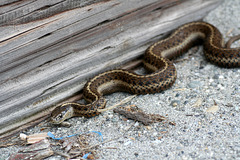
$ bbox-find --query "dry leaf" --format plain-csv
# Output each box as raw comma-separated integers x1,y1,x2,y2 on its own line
206,105,219,113
193,98,202,108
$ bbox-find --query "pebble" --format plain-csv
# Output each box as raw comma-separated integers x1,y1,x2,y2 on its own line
213,74,219,79
209,78,214,83
160,129,168,134
124,141,133,146
235,106,239,111
145,126,152,130
152,140,161,144
219,75,224,79
19,133,27,141
187,81,203,88
171,100,181,107
134,122,139,127
152,132,158,136
217,84,225,90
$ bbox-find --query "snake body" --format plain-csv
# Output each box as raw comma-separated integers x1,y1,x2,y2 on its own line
50,21,240,124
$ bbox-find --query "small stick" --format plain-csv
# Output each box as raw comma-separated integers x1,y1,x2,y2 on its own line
98,95,136,113
54,151,70,159
113,105,175,126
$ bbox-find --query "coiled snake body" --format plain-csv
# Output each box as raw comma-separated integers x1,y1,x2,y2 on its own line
51,21,240,124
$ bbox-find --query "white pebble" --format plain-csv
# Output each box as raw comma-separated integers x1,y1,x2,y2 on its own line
20,133,27,141
209,78,214,83
124,141,132,146
219,75,224,79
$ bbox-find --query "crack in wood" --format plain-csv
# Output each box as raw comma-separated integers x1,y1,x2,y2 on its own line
40,77,76,96
0,0,106,26
100,46,114,52
37,33,52,40
35,5,54,12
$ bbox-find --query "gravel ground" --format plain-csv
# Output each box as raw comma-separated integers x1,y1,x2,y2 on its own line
1,0,240,159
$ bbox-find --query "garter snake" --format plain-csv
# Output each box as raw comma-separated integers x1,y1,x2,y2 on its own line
50,21,240,124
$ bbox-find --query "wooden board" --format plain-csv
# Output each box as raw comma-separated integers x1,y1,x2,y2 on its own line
0,0,222,138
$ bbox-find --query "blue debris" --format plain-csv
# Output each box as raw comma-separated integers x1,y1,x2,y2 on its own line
47,131,77,140
48,131,103,142
91,131,103,141
83,152,91,159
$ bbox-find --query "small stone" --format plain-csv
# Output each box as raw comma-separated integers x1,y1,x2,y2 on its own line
158,136,163,140
208,132,214,136
134,122,139,127
107,114,113,118
219,75,224,79
160,129,168,134
210,82,218,87
213,74,219,79
209,78,214,83
134,153,139,157
172,102,178,107
235,106,239,111
152,132,158,136
20,133,27,141
145,126,152,130
124,141,132,146
188,81,203,88
171,100,180,107
153,140,161,144
176,146,182,150
217,84,225,90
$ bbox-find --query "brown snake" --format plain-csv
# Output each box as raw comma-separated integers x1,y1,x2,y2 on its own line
50,21,240,124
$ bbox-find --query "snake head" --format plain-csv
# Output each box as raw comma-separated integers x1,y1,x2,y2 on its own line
50,103,74,124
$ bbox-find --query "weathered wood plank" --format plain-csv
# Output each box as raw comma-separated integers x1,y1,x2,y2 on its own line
0,0,104,25
0,0,222,138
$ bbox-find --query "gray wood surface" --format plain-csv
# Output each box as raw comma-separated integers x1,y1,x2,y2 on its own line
0,0,222,138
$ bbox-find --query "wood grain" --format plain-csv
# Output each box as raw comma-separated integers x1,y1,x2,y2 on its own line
0,0,222,138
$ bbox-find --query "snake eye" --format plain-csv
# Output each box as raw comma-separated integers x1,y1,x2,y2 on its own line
56,113,63,120
50,104,73,124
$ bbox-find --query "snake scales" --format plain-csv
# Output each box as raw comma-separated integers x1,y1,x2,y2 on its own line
50,21,240,124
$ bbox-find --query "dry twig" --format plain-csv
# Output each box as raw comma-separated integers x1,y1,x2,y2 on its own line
114,105,175,126
98,95,136,113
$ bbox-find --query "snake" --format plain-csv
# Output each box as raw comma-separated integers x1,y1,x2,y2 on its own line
50,21,240,124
